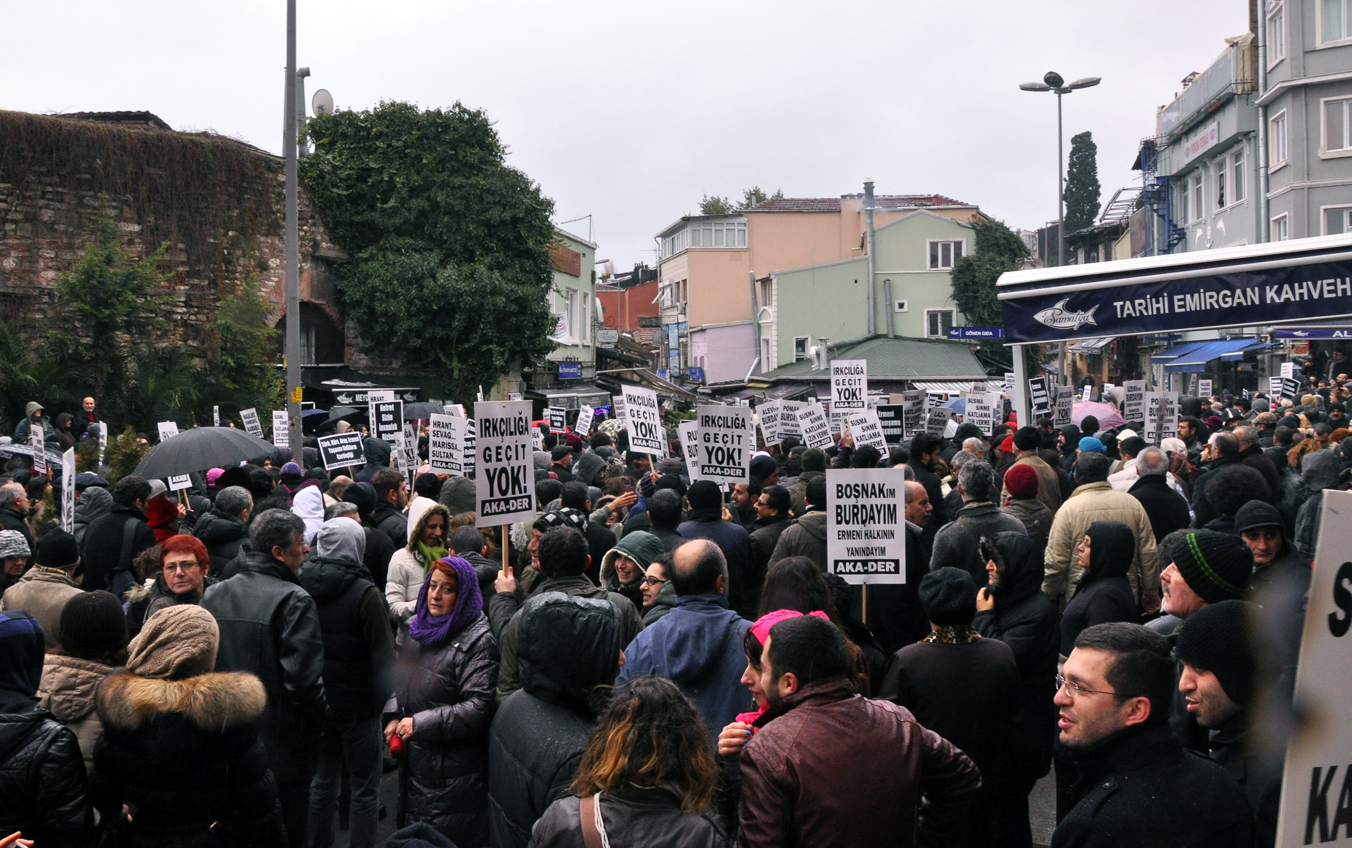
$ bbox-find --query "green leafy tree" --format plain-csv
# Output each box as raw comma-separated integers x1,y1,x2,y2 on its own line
300,102,557,401
699,194,734,215
739,186,784,210
1064,131,1101,234
950,220,1030,330
0,320,38,432
196,279,284,421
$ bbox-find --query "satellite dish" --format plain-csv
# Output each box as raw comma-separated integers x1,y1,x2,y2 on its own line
311,89,334,117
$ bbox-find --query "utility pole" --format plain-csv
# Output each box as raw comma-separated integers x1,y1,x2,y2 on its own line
284,0,302,449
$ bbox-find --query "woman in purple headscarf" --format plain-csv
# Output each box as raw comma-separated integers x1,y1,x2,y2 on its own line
385,555,499,844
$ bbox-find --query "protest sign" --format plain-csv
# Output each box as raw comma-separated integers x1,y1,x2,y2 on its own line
444,403,466,418
271,411,289,449
240,408,263,438
757,400,783,446
1276,490,1352,847
826,468,907,585
1280,362,1296,379
622,386,665,456
366,389,395,426
532,428,544,452
1081,385,1093,402
574,405,595,437
547,407,567,434
875,405,905,444
964,393,1000,436
169,475,192,492
474,401,535,526
1282,377,1302,401
779,401,804,439
1144,392,1180,445
463,419,477,474
901,390,926,439
678,420,701,475
30,431,45,477
924,406,953,436
693,405,754,483
1054,385,1074,427
60,448,75,532
401,423,417,470
372,400,403,445
612,394,627,421
796,402,834,449
1269,375,1284,399
847,409,888,451
213,405,221,427
831,360,867,412
98,423,108,467
1028,377,1053,417
157,421,179,443
1198,378,1213,399
1124,380,1146,422
1004,372,1016,393
318,431,365,471
428,414,464,475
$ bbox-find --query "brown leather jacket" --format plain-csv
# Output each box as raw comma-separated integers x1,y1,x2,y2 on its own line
736,676,981,848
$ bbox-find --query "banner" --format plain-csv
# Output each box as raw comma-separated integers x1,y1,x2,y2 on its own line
847,409,888,451
678,420,701,476
1123,380,1146,422
825,469,907,585
272,411,289,449
474,400,536,526
60,448,75,532
371,400,403,446
429,414,465,475
1054,385,1075,427
1028,377,1053,418
964,392,1000,436
318,431,365,471
875,405,905,445
574,405,595,437
547,407,567,434
240,408,263,438
796,402,834,450
621,386,665,457
693,404,755,483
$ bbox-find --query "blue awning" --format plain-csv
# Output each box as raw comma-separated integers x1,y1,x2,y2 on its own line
1153,341,1211,360
1218,340,1274,360
1163,339,1261,371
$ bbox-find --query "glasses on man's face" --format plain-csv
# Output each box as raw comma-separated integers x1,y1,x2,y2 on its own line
642,576,667,587
1056,673,1122,698
163,562,201,574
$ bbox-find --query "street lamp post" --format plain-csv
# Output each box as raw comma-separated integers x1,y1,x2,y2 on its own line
284,0,302,449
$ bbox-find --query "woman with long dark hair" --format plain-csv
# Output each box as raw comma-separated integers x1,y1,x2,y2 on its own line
386,555,499,845
529,676,728,847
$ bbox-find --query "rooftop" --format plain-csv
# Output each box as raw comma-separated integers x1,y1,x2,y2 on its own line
748,194,975,213
761,334,988,382
56,111,174,130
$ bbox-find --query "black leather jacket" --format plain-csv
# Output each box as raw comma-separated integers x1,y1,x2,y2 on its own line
0,690,98,847
202,552,328,782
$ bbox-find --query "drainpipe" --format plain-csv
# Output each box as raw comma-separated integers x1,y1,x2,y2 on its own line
748,270,761,376
883,279,895,338
1256,0,1270,242
864,179,877,336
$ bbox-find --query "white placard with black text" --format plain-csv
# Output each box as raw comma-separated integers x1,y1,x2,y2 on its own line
826,468,907,585
474,401,536,526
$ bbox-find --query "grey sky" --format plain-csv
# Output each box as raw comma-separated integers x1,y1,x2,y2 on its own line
4,0,1249,271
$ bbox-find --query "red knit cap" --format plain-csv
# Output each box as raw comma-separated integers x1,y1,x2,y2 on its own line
144,496,178,528
1004,463,1039,498
1000,434,1016,454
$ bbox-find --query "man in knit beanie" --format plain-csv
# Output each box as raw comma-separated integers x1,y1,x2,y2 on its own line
1177,600,1281,848
1002,425,1062,513
1000,463,1054,553
1160,530,1253,621
0,529,84,650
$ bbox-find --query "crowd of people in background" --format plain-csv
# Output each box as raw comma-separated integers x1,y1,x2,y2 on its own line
0,370,1328,847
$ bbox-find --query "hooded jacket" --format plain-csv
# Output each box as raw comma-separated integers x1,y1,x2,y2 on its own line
291,486,325,545
973,531,1058,786
615,593,754,740
599,530,663,612
767,509,827,570
642,578,679,625
1043,481,1160,607
1293,450,1341,562
354,437,392,484
37,653,117,773
930,500,1029,585
90,671,285,848
1058,425,1082,476
571,452,607,488
72,486,113,549
201,551,328,783
487,594,621,848
1059,521,1138,656
13,401,56,446
192,506,251,572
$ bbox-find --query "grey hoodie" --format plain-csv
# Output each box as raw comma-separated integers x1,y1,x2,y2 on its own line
313,517,368,563
73,486,114,549
572,452,607,488
1294,450,1342,562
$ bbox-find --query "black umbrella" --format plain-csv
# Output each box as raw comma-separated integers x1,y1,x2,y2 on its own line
403,402,442,421
0,442,66,470
132,427,277,479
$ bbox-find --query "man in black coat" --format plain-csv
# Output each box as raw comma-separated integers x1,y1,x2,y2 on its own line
340,483,396,591
370,469,409,549
908,433,948,550
0,482,35,555
1128,447,1192,544
747,484,792,617
1191,432,1243,528
193,485,253,572
1052,622,1252,848
559,482,615,576
79,475,156,595
678,480,752,616
203,509,328,848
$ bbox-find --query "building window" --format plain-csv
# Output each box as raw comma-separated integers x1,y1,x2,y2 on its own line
660,227,691,259
1272,213,1290,241
761,337,772,371
1189,172,1203,222
759,278,773,307
1268,2,1286,64
1215,146,1247,209
1177,177,1190,226
925,308,955,338
1323,96,1352,154
793,336,810,362
688,220,747,249
1325,206,1352,234
581,296,591,344
1322,0,1352,44
1271,111,1289,166
928,240,964,270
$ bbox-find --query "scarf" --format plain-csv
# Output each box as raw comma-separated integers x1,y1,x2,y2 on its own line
408,556,483,647
415,540,449,571
923,625,981,644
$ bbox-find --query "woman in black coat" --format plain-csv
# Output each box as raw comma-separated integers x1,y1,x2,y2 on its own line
387,555,499,846
1059,520,1137,657
90,605,285,848
974,531,1059,848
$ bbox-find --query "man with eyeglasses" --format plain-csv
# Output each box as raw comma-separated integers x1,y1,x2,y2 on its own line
639,553,676,626
1051,622,1251,848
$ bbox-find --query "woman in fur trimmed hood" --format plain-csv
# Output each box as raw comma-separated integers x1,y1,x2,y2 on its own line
89,605,287,848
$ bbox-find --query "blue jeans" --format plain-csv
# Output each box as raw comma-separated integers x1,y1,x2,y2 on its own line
307,716,382,848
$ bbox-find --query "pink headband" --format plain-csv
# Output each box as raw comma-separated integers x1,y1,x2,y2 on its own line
750,608,831,646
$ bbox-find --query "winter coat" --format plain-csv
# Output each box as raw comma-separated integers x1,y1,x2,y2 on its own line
642,579,678,625
909,460,948,552
13,405,56,447
373,501,408,550
1051,724,1252,848
678,511,753,615
1206,717,1282,848
0,507,35,561
0,568,84,651
90,671,285,848
460,549,501,601
747,514,790,615
72,486,113,549
0,689,97,848
299,555,394,719
1293,451,1341,562
80,503,156,593
529,785,729,848
1001,497,1054,556
392,614,499,846
1238,443,1282,500
853,523,933,656
1043,482,1159,607
354,438,391,484
930,501,1028,584
1059,521,1138,656
737,676,981,848
387,547,433,624
1002,451,1063,513
1191,456,1245,528
488,594,623,848
766,509,826,570
201,551,328,783
1128,473,1192,545
973,531,1058,787
37,654,116,773
785,469,824,519
192,508,251,573
615,593,754,740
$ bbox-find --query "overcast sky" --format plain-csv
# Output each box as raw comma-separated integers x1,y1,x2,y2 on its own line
5,0,1249,271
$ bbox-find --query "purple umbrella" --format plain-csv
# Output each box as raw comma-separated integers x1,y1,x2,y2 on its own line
1072,400,1124,431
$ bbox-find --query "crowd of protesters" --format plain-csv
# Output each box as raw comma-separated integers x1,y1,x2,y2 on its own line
0,372,1326,847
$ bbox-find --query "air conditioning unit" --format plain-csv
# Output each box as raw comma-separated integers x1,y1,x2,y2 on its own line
894,300,909,312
